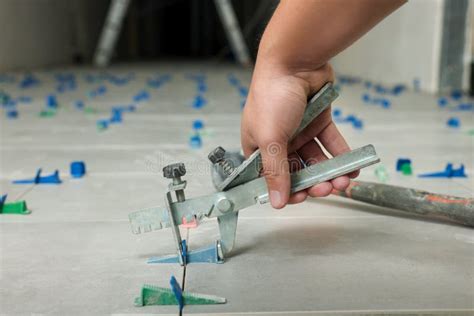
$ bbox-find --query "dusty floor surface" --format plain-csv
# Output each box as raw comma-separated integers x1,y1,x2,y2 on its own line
1,62,473,315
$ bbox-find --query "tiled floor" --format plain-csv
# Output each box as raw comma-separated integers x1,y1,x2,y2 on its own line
0,62,473,315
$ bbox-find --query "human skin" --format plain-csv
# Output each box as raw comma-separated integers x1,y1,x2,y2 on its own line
241,0,407,209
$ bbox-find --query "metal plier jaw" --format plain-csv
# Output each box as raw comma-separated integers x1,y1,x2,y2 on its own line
128,83,380,264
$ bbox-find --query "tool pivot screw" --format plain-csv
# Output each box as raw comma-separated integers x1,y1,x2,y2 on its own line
216,197,232,213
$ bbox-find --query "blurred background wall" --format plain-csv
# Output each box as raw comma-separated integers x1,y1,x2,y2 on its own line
332,0,472,94
0,0,471,94
332,0,446,93
0,0,108,70
113,0,275,61
0,0,274,70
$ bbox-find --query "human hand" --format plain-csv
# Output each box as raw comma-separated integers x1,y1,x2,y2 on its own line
241,63,359,209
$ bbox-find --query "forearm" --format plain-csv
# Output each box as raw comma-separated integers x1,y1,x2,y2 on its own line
258,0,406,72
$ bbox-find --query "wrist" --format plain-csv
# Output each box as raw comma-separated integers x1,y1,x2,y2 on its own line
253,49,334,96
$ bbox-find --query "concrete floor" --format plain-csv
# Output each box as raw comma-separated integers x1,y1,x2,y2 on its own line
0,62,473,315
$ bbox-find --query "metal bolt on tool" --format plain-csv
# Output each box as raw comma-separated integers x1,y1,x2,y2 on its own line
208,146,235,176
163,163,186,202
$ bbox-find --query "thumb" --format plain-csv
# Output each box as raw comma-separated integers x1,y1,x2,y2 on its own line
260,141,290,209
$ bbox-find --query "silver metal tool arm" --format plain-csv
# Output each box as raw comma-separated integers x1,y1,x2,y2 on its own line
174,144,378,219
129,145,379,233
